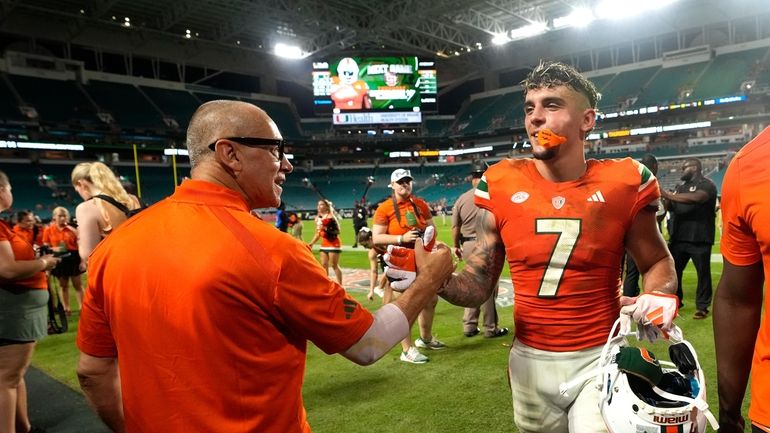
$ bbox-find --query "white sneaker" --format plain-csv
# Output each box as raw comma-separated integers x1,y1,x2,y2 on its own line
415,337,446,350
373,287,385,298
400,347,429,364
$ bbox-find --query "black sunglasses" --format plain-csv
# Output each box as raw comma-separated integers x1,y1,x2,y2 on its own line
208,137,285,161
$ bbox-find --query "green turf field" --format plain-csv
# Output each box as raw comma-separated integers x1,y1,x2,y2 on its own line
32,217,745,432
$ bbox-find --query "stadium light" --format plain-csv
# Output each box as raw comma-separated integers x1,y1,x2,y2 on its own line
491,33,511,45
508,22,549,41
274,43,305,59
595,0,678,20
553,8,595,29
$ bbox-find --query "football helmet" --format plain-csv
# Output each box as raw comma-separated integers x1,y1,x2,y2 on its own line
592,316,719,433
337,57,360,85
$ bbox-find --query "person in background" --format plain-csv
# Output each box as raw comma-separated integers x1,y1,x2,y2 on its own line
357,227,388,302
373,168,445,364
287,211,303,240
75,100,454,432
623,153,663,297
42,207,82,314
71,162,141,268
452,166,508,339
308,199,343,286
0,170,60,433
661,157,717,318
352,199,368,247
714,126,770,433
275,201,289,232
12,211,42,247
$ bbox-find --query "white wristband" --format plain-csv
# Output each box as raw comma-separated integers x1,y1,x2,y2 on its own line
397,235,403,244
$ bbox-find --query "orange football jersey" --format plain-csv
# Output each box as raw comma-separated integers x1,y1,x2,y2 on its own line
720,126,770,427
475,158,660,351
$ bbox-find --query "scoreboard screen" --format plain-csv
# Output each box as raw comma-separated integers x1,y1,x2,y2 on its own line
313,56,437,124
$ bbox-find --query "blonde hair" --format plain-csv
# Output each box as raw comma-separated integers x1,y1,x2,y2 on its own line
318,199,335,216
52,206,70,219
72,162,133,206
0,170,8,187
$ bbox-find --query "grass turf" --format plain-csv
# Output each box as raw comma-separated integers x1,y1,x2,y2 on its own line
32,217,744,432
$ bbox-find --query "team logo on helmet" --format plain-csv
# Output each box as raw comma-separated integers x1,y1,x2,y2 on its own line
558,317,719,433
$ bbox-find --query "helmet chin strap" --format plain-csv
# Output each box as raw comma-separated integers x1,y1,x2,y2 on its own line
650,383,719,430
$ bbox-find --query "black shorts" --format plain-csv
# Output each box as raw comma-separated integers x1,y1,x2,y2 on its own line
51,250,82,278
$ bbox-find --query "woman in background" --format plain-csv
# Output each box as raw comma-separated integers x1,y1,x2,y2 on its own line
71,162,141,267
308,199,343,286
42,207,82,314
0,170,60,433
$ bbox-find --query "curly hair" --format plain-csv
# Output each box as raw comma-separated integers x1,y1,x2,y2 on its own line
521,61,599,109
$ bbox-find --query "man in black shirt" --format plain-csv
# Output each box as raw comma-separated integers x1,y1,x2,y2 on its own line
662,157,718,319
623,154,664,296
351,199,368,247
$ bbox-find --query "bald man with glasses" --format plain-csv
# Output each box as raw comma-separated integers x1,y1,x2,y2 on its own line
75,100,454,433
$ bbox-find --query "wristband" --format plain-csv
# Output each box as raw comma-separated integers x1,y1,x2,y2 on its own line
40,258,47,271
397,235,403,244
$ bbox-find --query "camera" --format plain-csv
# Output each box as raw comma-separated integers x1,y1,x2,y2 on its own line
38,245,71,258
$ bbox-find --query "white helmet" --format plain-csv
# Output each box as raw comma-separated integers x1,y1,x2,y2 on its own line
559,317,719,433
337,57,360,84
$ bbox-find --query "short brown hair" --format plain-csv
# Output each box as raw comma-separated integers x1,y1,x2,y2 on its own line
521,61,599,109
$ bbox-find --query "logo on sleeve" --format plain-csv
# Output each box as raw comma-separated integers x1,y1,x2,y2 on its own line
552,196,566,209
343,299,358,319
511,191,529,204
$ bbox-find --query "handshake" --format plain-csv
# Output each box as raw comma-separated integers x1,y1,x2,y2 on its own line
383,227,453,292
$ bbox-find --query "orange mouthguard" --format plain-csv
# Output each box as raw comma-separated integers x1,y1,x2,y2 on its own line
536,129,567,148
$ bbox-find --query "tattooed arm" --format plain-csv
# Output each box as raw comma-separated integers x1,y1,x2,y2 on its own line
439,209,506,307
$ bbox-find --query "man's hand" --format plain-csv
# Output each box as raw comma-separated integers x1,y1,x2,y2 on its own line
620,292,679,342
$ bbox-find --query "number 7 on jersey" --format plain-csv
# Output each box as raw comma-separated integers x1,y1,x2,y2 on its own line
536,219,581,297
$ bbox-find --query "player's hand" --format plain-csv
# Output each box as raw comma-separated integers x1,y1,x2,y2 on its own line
367,290,374,301
620,292,679,342
383,246,416,292
383,228,438,292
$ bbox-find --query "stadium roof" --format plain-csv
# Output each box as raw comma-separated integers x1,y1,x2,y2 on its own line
2,0,770,85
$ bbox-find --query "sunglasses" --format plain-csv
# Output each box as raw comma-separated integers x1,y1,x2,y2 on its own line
208,137,285,161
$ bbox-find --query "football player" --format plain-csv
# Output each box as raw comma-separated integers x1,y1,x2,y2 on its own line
428,61,678,433
330,57,371,110
714,126,770,433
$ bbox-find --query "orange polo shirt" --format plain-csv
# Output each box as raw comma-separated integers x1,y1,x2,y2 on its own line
42,224,78,251
77,179,373,433
373,194,431,236
720,126,770,427
0,222,46,290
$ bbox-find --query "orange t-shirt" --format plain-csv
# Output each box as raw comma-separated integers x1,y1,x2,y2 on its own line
474,158,660,351
0,222,46,290
373,195,431,236
13,225,42,247
42,224,78,251
77,179,373,433
720,126,770,427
